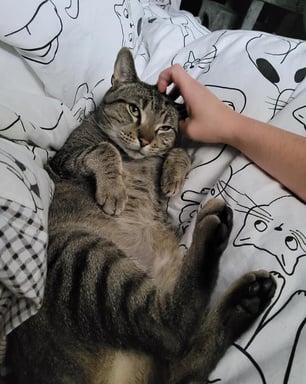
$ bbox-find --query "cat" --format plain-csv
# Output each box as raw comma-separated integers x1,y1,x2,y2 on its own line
7,47,276,384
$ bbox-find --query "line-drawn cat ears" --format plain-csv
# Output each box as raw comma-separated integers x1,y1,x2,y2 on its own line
65,0,80,19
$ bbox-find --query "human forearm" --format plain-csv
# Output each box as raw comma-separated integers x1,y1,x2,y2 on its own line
225,112,306,202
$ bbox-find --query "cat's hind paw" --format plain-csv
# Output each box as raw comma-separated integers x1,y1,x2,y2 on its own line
220,270,276,341
194,199,233,255
236,270,276,315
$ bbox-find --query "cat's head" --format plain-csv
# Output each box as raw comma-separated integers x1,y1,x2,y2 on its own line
97,47,179,159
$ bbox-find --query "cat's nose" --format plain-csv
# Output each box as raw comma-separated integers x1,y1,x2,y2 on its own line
139,137,150,147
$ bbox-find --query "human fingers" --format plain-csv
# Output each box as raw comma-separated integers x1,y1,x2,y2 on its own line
157,64,190,94
157,66,175,93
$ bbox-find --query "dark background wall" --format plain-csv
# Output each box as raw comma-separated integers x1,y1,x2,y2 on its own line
180,0,306,39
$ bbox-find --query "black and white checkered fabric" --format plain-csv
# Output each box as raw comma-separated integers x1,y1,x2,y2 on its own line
0,197,47,338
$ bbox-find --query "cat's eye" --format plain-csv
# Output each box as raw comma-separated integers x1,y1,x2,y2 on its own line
128,104,140,118
254,219,267,232
157,125,172,133
285,235,298,251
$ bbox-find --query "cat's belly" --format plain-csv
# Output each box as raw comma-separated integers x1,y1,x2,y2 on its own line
51,179,183,286
77,349,154,384
93,208,183,286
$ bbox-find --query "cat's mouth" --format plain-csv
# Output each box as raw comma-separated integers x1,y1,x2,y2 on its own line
123,145,161,160
126,149,146,159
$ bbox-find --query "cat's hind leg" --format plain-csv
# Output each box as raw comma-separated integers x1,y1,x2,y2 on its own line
163,199,233,349
170,270,276,384
185,198,233,298
211,270,276,342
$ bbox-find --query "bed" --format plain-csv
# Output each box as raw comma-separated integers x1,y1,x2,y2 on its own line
1,0,306,382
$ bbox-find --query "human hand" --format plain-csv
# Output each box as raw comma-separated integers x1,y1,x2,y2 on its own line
157,64,235,144
158,66,306,203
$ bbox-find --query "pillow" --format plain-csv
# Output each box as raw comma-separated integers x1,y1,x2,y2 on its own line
0,0,145,156
0,0,144,109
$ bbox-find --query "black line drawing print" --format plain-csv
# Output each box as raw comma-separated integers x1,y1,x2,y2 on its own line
210,268,306,383
171,31,226,74
177,187,210,234
233,194,306,276
238,289,306,384
207,160,306,276
293,105,306,131
246,34,306,118
0,148,43,213
181,49,217,72
284,313,306,383
169,144,232,238
169,12,208,47
0,112,26,133
8,139,50,162
72,79,104,123
115,0,137,49
65,0,80,19
39,109,64,131
206,85,247,113
152,0,172,10
3,1,63,65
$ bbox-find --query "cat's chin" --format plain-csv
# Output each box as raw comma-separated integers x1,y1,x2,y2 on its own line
126,150,145,160
119,146,145,159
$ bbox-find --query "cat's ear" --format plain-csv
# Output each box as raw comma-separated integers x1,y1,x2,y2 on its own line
112,47,138,87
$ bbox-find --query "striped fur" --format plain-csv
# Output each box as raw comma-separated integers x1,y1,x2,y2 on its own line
7,48,276,384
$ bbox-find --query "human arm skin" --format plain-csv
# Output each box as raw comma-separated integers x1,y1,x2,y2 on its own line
157,64,306,202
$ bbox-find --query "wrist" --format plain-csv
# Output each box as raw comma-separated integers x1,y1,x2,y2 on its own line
217,107,244,146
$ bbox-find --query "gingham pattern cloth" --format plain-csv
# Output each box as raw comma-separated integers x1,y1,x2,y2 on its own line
0,198,47,339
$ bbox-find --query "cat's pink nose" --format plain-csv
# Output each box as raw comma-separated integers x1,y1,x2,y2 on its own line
139,137,150,147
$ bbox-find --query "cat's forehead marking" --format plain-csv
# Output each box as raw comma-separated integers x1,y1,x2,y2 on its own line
141,109,149,125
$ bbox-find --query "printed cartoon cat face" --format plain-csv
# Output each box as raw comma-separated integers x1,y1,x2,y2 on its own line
234,195,306,275
246,34,306,118
115,0,135,48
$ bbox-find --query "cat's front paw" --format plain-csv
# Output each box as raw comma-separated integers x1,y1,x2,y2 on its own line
220,270,276,341
95,177,128,216
161,148,191,197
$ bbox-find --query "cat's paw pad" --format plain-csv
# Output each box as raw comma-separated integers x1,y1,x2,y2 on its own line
95,179,128,216
195,199,233,253
221,270,276,340
236,270,276,315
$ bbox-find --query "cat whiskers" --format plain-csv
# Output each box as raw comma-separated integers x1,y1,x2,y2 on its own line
265,96,288,112
292,229,306,252
265,91,294,116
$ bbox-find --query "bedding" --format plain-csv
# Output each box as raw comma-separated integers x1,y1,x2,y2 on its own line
1,0,306,382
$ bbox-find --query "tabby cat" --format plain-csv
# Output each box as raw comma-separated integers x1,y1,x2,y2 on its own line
7,48,276,384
